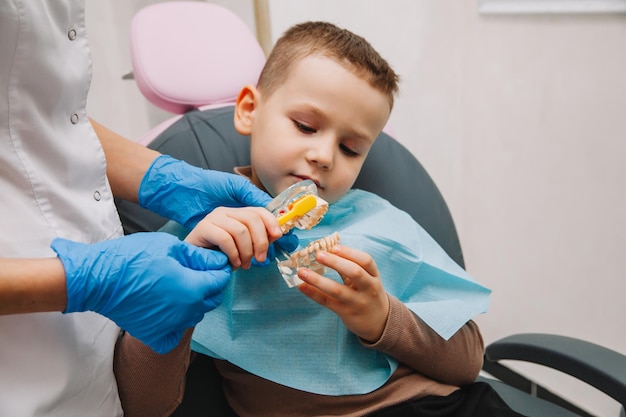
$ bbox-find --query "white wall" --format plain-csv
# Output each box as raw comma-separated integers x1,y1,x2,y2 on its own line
86,1,626,414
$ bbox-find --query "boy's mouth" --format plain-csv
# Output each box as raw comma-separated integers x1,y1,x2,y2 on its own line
292,175,322,190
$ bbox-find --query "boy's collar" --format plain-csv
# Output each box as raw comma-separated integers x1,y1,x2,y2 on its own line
233,165,252,179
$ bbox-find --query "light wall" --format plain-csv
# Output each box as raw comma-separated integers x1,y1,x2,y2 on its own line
86,1,626,414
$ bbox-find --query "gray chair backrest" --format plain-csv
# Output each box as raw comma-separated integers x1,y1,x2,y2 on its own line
115,106,465,268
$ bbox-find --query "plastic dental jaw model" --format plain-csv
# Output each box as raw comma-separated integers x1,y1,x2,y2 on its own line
266,180,339,287
267,180,328,233
277,232,341,287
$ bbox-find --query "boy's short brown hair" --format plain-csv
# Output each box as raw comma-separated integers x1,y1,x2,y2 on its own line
257,21,399,109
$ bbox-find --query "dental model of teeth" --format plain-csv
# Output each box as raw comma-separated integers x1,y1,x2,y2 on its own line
276,194,328,234
268,180,329,234
277,232,341,287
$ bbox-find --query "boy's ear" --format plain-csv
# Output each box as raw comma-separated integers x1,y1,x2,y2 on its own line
234,85,258,135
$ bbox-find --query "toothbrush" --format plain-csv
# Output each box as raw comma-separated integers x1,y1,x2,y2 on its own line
276,194,325,232
267,180,328,234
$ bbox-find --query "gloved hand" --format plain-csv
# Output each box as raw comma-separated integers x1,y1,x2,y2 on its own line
51,232,231,354
251,231,300,267
139,155,273,229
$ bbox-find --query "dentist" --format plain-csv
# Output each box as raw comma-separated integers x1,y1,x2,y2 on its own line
0,1,278,416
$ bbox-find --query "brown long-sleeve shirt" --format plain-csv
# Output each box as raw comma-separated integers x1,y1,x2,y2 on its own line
215,296,485,417
113,329,193,417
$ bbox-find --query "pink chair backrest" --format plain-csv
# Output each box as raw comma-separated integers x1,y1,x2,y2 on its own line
130,2,394,143
131,2,266,115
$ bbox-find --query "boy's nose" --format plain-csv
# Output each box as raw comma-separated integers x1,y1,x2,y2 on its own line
306,139,334,170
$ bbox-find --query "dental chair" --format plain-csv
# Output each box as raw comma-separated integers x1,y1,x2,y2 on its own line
114,2,626,416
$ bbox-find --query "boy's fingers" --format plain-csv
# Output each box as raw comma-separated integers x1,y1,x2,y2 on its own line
298,274,343,311
329,245,380,278
225,209,277,262
298,267,350,303
315,251,374,289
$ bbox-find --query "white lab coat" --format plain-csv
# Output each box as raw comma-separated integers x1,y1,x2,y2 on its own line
0,1,124,415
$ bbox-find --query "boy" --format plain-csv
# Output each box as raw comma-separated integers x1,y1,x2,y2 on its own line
177,21,524,417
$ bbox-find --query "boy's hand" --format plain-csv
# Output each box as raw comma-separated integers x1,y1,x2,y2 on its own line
184,206,295,270
297,245,390,343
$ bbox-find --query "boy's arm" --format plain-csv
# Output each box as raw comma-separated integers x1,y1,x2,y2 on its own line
113,329,193,417
362,296,484,386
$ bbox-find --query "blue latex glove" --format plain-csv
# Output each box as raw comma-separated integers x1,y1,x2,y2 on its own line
51,232,231,354
159,219,299,268
251,231,300,267
139,155,273,229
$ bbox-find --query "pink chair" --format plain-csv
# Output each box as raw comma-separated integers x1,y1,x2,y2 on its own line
130,1,266,145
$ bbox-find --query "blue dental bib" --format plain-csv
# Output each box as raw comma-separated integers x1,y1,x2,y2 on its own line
191,189,490,395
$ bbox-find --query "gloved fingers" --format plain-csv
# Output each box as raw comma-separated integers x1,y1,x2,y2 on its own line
180,266,232,300
263,241,280,265
276,231,299,253
230,176,273,208
202,267,232,294
198,169,270,209
250,231,299,268
173,239,230,271
202,290,224,311
250,256,271,267
52,231,231,355
176,314,206,333
150,328,186,355
138,156,276,229
191,312,206,327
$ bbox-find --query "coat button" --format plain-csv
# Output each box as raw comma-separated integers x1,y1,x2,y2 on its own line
93,191,101,201
70,113,79,124
68,29,77,41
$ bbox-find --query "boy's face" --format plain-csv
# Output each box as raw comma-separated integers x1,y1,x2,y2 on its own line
234,55,391,204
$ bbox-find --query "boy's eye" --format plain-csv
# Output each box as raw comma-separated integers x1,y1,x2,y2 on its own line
340,143,359,157
293,120,316,134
